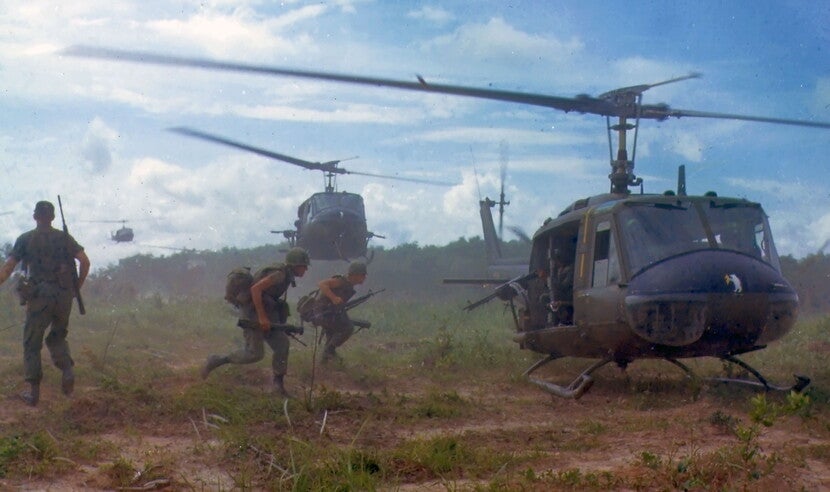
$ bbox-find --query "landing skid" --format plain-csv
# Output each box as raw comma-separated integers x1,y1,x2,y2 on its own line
523,354,810,400
668,355,811,393
523,355,612,399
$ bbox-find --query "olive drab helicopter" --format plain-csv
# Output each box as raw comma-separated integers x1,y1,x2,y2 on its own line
168,126,451,261
65,46,830,399
81,219,135,242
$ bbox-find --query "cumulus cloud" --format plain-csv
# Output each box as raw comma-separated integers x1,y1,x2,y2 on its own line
422,17,583,64
407,6,454,25
80,118,118,173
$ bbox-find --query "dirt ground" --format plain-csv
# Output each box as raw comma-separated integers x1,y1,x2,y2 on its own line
0,356,827,491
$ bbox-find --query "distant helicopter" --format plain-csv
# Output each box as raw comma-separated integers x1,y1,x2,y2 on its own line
169,126,451,261
65,46,830,399
82,219,135,242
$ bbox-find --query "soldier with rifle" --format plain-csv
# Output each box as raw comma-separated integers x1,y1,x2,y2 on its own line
309,261,375,364
201,247,310,397
0,200,90,406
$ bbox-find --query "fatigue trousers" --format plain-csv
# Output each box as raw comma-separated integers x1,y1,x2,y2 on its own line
321,313,355,357
23,284,74,384
227,304,290,376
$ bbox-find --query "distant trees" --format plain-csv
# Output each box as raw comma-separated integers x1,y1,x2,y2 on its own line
84,240,830,318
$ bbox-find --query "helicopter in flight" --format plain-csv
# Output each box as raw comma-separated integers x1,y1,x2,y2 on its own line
82,219,135,243
168,126,451,261
65,46,830,399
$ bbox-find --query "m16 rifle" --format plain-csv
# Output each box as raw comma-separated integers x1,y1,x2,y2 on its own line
236,319,306,345
236,319,304,335
57,196,85,315
301,288,385,329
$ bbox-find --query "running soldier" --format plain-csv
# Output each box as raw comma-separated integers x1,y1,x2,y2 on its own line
0,201,90,406
316,261,368,363
201,247,310,397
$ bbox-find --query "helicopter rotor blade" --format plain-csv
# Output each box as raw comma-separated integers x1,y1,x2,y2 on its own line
169,127,346,173
507,225,531,243
344,169,456,186
658,108,830,129
64,45,830,129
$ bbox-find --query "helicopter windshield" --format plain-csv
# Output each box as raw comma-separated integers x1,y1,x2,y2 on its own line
618,200,779,275
702,202,779,269
309,193,365,216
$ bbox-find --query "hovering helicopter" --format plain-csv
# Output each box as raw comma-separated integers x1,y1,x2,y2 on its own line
81,219,135,242
168,126,451,261
65,46,830,399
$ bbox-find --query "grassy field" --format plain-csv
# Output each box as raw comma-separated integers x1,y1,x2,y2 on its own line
0,291,828,490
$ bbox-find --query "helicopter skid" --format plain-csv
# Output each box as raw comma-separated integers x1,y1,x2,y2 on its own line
667,356,810,393
523,355,612,400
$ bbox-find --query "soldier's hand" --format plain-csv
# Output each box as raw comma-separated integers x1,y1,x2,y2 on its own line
258,315,271,332
331,296,343,305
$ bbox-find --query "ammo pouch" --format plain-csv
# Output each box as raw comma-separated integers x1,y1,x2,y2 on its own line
15,277,34,305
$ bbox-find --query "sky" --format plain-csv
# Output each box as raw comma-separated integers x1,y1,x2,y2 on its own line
1,0,829,270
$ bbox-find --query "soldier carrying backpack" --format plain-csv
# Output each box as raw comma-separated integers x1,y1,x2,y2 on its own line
201,247,311,397
311,261,370,364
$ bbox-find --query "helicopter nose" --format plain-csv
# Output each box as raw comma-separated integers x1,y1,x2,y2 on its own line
624,250,798,348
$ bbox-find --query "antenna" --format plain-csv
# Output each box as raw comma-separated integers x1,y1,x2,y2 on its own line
498,141,510,239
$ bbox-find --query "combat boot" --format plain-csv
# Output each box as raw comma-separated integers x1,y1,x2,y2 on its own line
20,383,39,407
273,374,291,398
61,366,75,396
201,355,229,379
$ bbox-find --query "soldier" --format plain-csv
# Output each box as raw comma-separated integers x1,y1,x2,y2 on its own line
201,247,310,397
0,201,90,406
316,261,368,364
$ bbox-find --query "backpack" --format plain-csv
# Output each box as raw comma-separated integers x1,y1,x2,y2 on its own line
224,267,253,307
297,289,320,322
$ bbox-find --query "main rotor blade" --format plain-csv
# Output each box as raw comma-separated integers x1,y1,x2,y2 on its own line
660,108,830,129
169,127,343,173
344,169,456,186
65,45,830,129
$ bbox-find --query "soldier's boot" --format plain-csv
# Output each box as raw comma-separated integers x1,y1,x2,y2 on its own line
61,366,75,396
20,383,39,407
201,355,229,380
273,373,291,398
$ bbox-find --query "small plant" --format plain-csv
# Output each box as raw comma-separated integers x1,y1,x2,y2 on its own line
639,450,662,469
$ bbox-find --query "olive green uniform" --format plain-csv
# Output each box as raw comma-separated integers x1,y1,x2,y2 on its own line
317,275,356,360
10,227,83,385
227,265,294,376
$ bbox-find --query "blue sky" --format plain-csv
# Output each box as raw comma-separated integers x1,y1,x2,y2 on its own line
1,0,829,269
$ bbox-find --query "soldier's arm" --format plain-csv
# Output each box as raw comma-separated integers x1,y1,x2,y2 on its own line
318,277,343,305
0,256,19,286
75,250,90,288
250,271,285,332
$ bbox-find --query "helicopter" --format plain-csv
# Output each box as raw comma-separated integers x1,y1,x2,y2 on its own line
81,219,135,242
168,126,452,261
64,46,830,399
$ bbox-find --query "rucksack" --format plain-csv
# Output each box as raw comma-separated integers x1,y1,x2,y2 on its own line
297,289,320,322
224,267,253,307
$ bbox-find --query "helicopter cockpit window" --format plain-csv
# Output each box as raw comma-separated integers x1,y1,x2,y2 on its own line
618,202,709,275
703,203,779,269
310,193,366,215
592,221,620,287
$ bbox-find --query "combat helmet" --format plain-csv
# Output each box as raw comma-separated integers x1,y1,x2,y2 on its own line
285,247,311,267
347,261,367,276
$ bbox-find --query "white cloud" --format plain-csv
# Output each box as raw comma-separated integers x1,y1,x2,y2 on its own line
80,118,119,173
407,6,454,25
422,17,583,64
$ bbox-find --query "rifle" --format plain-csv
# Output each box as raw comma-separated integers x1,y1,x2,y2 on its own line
463,271,537,312
57,196,85,315
305,288,385,325
236,319,304,335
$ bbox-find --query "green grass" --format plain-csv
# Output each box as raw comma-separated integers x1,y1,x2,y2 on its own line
0,293,827,489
